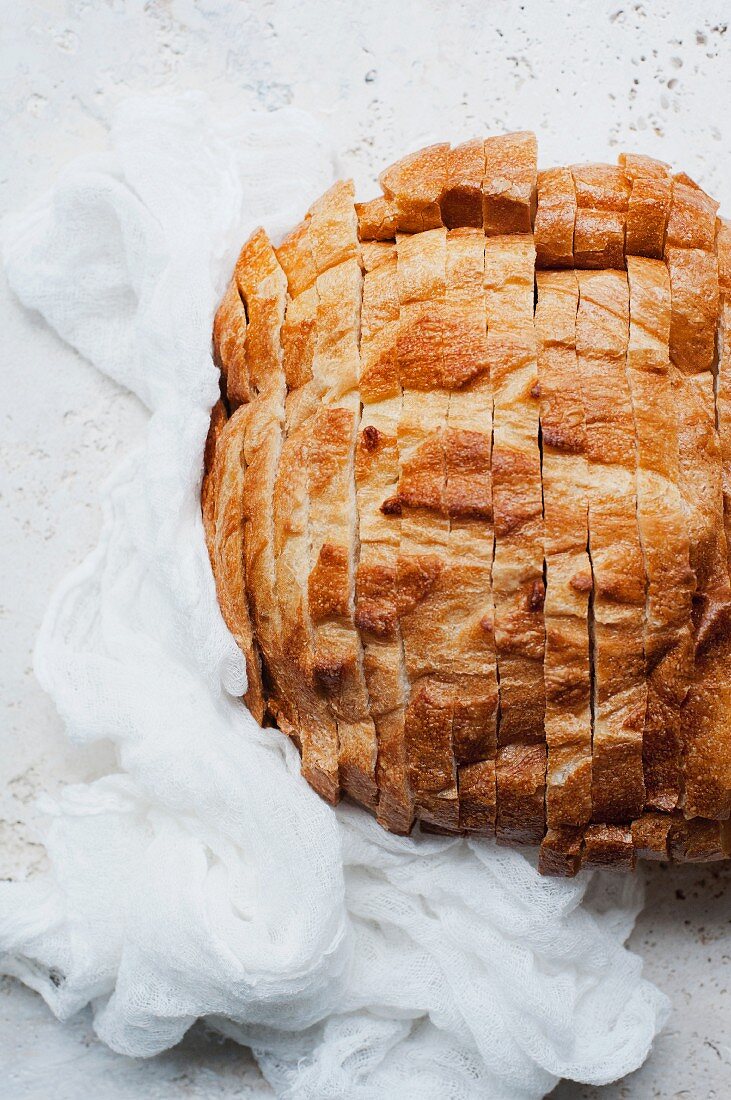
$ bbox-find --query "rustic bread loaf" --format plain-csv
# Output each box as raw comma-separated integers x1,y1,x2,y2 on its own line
204,133,731,873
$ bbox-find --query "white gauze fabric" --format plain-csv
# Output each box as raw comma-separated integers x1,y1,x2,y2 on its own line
0,93,669,1100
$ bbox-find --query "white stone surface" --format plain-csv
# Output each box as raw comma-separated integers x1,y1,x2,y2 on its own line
1,1,729,1096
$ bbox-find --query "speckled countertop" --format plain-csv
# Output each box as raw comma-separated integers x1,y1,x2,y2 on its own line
1,2,730,1097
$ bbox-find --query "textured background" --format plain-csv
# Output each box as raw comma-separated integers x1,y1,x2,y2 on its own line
1,2,730,1096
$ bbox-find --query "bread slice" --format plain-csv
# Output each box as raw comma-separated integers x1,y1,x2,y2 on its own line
538,827,584,876
582,824,635,871
667,815,728,862
395,227,459,829
571,165,631,270
203,402,265,724
360,240,396,273
379,144,449,233
666,248,719,379
716,221,731,553
235,229,290,750
202,399,228,534
309,180,362,274
482,131,537,236
441,140,485,229
619,153,671,259
625,257,694,812
273,233,339,799
678,633,731,821
276,216,317,298
680,223,731,821
355,196,398,242
485,233,546,845
672,368,729,646
213,266,250,407
305,183,379,809
355,244,413,831
444,228,499,833
631,812,673,860
535,270,592,828
576,270,646,823
665,173,718,252
534,167,577,269
664,182,731,818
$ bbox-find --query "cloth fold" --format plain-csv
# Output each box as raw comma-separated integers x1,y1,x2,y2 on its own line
0,93,669,1099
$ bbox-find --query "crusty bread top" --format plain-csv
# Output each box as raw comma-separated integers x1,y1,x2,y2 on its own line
205,134,731,874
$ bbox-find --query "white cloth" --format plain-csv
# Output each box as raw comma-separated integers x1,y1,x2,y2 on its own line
0,93,669,1099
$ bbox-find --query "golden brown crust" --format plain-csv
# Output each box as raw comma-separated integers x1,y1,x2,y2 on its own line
280,286,317,391
203,400,228,492
576,270,646,823
361,240,396,273
631,813,671,860
276,217,316,299
666,191,731,822
665,175,718,252
536,270,592,828
204,404,265,724
619,153,671,259
538,827,583,876
305,183,378,808
356,250,413,830
445,228,499,833
213,274,250,407
273,413,340,803
681,626,731,820
379,144,449,233
395,227,458,830
666,247,719,377
206,139,731,872
571,165,631,270
309,180,361,274
625,257,693,812
486,233,546,844
235,229,289,741
482,132,537,236
356,196,398,242
441,140,485,229
667,815,727,862
534,167,577,269
582,824,635,871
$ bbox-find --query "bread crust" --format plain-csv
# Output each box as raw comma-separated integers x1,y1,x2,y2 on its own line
485,232,546,845
625,257,693,812
538,827,583,876
203,403,265,724
306,183,379,808
379,144,449,233
535,167,577,269
205,138,731,872
213,273,250,407
665,188,731,821
571,165,631,270
356,196,398,243
235,228,289,739
482,131,537,236
395,227,459,829
582,824,635,871
536,270,592,828
619,153,671,259
356,247,413,830
576,270,646,823
441,140,485,230
445,228,499,833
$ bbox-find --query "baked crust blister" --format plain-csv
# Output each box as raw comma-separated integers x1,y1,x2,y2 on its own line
205,134,731,873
